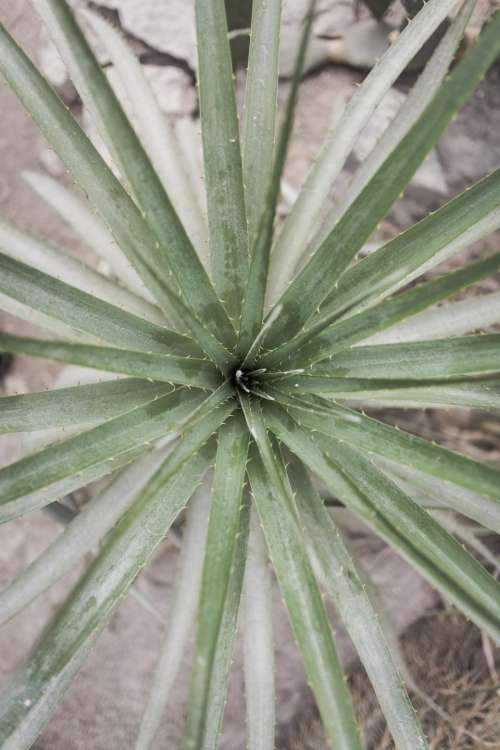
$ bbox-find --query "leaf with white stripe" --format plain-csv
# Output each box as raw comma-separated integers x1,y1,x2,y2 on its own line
243,0,282,244
272,391,500,508
325,335,500,380
238,1,315,359
319,177,500,326
279,375,500,412
370,290,500,345
265,405,500,641
201,493,250,749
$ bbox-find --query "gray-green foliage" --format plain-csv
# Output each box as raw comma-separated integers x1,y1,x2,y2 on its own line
0,1,499,747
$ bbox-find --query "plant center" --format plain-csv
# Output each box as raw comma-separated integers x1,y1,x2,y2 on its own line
231,365,267,395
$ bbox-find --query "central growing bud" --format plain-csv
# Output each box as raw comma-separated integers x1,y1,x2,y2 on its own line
233,367,252,394
231,366,267,395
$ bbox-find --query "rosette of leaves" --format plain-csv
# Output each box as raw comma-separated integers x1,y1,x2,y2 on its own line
0,1,500,748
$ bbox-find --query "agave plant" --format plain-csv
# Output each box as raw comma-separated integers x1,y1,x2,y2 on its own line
1,0,500,747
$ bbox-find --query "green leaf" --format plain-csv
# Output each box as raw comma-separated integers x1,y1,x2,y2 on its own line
242,509,275,750
136,476,211,750
184,413,249,749
36,0,234,349
0,292,94,343
0,378,173,434
0,385,234,522
271,391,500,506
238,1,315,359
242,0,282,245
265,405,500,642
1,443,147,520
432,511,500,576
322,442,500,641
246,441,363,750
260,248,500,368
0,210,161,323
285,451,427,750
319,170,500,326
314,0,475,249
0,23,167,314
0,440,216,750
0,334,221,389
278,376,500,411
378,457,500,535
0,253,202,356
196,0,249,322
267,0,462,304
201,493,250,749
0,22,232,369
370,290,500,345
0,443,173,626
320,334,500,380
81,9,209,261
262,12,500,348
